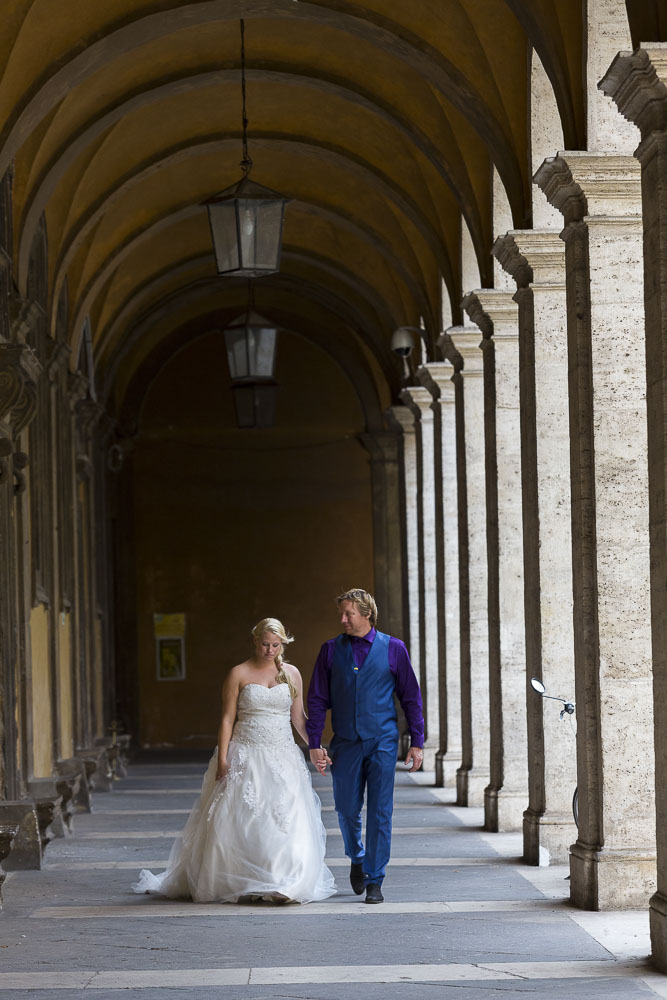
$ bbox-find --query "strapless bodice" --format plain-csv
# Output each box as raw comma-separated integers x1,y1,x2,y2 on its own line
232,682,294,749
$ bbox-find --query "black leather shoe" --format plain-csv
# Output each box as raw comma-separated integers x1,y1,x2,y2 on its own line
365,883,384,904
350,862,365,895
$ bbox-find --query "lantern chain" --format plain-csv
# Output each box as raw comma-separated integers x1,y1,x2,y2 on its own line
240,19,252,177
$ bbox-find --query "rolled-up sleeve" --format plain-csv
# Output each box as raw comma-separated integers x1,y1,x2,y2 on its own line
390,638,424,748
306,641,333,749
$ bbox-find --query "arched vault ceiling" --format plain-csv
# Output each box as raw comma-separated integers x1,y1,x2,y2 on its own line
2,0,588,398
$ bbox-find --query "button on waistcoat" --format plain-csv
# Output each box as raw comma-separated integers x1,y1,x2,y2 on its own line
330,631,397,740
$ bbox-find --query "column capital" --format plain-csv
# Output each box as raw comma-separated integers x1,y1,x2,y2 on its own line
534,151,641,223
462,290,518,342
400,385,435,421
417,361,455,403
438,330,463,372
447,327,484,376
600,45,667,141
495,231,565,289
386,403,416,436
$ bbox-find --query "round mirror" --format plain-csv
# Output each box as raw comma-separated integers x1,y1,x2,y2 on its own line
530,677,546,695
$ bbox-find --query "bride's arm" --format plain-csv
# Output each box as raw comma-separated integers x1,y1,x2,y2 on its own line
287,665,309,746
216,667,241,780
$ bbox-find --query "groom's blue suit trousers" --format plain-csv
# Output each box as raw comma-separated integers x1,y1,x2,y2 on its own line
330,732,398,885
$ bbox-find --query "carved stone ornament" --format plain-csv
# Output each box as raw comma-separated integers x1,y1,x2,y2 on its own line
0,431,11,485
0,343,40,424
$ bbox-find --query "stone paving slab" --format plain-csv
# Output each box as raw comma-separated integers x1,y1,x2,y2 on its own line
0,982,659,1000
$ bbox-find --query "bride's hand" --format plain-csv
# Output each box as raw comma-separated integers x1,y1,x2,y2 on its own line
216,760,229,781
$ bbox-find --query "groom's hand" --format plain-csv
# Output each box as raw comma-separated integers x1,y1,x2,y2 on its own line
309,747,332,774
405,746,424,772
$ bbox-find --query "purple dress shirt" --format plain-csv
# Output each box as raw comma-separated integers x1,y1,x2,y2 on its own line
306,628,424,749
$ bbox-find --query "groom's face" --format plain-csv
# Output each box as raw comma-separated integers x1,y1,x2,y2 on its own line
339,600,372,637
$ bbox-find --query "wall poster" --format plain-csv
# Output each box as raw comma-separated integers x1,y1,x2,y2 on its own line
153,613,186,681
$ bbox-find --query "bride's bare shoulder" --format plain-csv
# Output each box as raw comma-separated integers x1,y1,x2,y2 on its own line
224,661,252,687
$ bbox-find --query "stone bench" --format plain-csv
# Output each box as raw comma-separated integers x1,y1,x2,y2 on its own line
0,824,19,905
0,802,41,870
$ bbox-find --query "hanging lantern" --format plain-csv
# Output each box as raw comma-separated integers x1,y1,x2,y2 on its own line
206,177,290,278
224,304,279,429
205,19,291,278
224,309,277,380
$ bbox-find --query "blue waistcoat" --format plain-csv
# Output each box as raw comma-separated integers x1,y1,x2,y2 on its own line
330,630,398,741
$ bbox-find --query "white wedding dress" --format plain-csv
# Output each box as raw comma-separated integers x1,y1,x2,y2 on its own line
132,682,336,903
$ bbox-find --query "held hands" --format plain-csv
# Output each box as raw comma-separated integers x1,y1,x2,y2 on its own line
309,747,332,775
216,759,229,781
405,746,423,773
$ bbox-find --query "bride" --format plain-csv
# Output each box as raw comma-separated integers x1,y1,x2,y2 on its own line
133,618,336,903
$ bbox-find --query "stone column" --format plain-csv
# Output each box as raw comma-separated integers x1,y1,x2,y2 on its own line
388,405,420,690
444,328,490,807
463,291,527,832
360,428,406,641
400,386,440,770
535,152,655,909
601,42,667,961
420,361,462,787
494,231,577,864
0,343,41,798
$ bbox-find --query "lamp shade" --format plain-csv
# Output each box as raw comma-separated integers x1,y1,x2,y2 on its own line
224,309,277,380
205,176,291,278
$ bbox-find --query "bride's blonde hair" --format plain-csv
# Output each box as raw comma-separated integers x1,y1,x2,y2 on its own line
251,618,297,699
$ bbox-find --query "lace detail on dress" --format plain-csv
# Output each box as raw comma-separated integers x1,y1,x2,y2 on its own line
243,780,261,816
232,683,295,749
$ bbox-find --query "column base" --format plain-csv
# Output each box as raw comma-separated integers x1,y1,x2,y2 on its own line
484,785,526,833
421,742,439,772
456,765,490,808
570,840,656,910
523,808,577,865
435,749,462,788
650,890,667,972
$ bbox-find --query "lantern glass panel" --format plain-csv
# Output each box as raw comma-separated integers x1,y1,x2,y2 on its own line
207,202,240,274
237,199,285,275
224,314,277,380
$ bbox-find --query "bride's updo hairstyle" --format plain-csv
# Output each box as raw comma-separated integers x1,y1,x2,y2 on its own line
251,618,297,699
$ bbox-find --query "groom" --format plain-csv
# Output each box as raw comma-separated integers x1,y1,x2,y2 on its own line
307,588,424,904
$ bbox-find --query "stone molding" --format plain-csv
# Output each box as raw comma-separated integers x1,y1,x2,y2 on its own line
494,231,566,289
417,361,455,404
400,385,437,421
387,403,416,436
437,331,463,371
462,290,518,342
492,235,534,288
600,45,667,140
447,328,483,376
534,151,641,222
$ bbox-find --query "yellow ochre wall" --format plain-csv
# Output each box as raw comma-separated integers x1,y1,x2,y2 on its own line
57,611,74,759
30,604,53,777
132,329,375,748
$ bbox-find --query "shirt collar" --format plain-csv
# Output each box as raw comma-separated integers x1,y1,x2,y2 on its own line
350,627,375,644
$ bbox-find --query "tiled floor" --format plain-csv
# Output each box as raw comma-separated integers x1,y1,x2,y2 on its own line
0,754,663,998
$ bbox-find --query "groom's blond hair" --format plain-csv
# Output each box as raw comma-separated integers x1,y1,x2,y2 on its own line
336,589,378,627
